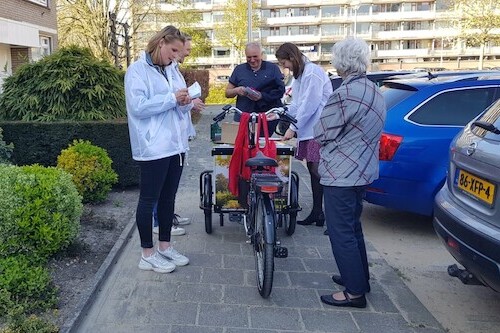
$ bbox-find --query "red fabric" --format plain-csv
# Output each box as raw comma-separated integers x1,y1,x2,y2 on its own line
228,113,252,195
228,113,277,196
256,113,277,163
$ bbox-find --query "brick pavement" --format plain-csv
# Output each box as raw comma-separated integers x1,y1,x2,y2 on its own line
69,105,445,333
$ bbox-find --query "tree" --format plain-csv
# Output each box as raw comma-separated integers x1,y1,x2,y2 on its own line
453,0,500,69
57,0,156,65
152,0,211,64
213,0,259,66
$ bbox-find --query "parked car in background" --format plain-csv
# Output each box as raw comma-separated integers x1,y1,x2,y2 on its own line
434,98,500,291
364,72,500,216
330,70,413,90
387,70,500,81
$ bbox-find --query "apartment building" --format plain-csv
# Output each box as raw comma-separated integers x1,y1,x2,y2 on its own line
140,0,500,79
0,0,57,76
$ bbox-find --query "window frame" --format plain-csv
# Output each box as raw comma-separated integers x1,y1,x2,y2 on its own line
405,86,500,127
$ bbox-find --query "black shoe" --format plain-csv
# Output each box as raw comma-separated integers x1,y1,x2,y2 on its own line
331,274,344,286
331,274,371,293
321,291,366,308
297,212,325,226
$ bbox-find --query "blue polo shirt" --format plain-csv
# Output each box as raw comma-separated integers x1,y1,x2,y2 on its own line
229,60,285,118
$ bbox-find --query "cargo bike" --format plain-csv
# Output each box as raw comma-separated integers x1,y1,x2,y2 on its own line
199,105,301,298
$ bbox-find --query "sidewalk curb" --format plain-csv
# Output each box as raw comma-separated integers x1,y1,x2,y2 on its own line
60,215,137,333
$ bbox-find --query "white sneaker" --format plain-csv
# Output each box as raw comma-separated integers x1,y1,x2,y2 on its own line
138,252,176,273
174,214,191,226
171,225,185,236
158,246,189,266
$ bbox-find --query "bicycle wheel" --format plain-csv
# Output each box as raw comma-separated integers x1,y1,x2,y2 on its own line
203,173,213,234
253,192,275,298
285,171,299,236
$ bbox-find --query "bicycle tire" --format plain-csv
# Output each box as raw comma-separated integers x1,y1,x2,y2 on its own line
253,192,275,298
285,172,299,236
203,173,213,234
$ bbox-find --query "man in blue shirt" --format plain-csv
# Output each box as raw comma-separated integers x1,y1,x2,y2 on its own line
225,42,285,134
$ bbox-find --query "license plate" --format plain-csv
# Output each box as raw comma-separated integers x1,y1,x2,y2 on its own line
455,169,496,206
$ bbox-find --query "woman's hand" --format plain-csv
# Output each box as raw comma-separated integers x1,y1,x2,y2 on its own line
175,88,191,105
192,98,205,112
282,128,296,141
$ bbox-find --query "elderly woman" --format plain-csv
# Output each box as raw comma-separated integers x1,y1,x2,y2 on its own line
314,37,386,308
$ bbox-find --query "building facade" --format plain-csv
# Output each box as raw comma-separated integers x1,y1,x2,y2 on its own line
138,0,500,80
0,0,57,76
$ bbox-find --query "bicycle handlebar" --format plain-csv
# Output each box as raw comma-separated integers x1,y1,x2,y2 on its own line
213,105,298,124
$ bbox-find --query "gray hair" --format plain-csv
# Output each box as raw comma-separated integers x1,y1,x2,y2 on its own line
331,37,370,76
246,42,262,52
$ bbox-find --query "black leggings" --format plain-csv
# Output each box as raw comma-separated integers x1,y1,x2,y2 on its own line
136,154,184,248
307,161,323,216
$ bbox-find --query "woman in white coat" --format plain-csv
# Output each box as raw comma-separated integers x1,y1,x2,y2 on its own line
125,25,192,273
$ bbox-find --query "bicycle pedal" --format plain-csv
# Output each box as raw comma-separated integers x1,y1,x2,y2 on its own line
274,246,288,258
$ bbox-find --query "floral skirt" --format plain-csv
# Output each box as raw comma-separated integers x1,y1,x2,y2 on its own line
295,139,321,163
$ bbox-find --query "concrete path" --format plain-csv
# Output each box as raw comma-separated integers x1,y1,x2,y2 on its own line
71,105,445,333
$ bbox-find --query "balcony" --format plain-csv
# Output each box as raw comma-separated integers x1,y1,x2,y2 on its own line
373,49,430,59
264,15,321,26
372,30,437,40
261,0,320,7
369,11,436,22
264,34,321,44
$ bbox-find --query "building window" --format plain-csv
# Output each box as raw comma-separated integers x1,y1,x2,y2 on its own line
403,21,421,30
31,36,52,61
214,49,229,57
293,7,318,16
402,40,421,49
357,4,370,15
213,11,224,22
271,8,287,17
270,27,280,36
378,22,400,31
299,26,311,35
321,43,334,54
322,5,341,17
373,3,400,13
322,24,343,36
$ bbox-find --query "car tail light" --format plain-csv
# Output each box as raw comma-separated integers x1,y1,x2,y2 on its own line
379,133,403,161
447,237,460,252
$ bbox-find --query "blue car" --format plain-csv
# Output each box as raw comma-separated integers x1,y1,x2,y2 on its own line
365,73,500,216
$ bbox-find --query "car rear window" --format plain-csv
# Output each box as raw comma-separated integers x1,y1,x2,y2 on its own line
473,98,500,142
380,85,415,110
408,87,497,126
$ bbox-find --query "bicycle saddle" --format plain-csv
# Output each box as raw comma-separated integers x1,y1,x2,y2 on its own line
245,151,278,167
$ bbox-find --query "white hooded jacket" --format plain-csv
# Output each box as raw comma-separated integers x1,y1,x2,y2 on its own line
125,52,192,161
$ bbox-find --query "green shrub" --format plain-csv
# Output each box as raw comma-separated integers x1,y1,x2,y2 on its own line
0,288,17,320
0,255,57,317
0,45,125,121
0,164,82,260
57,139,118,203
205,83,235,105
1,314,58,333
0,127,14,164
